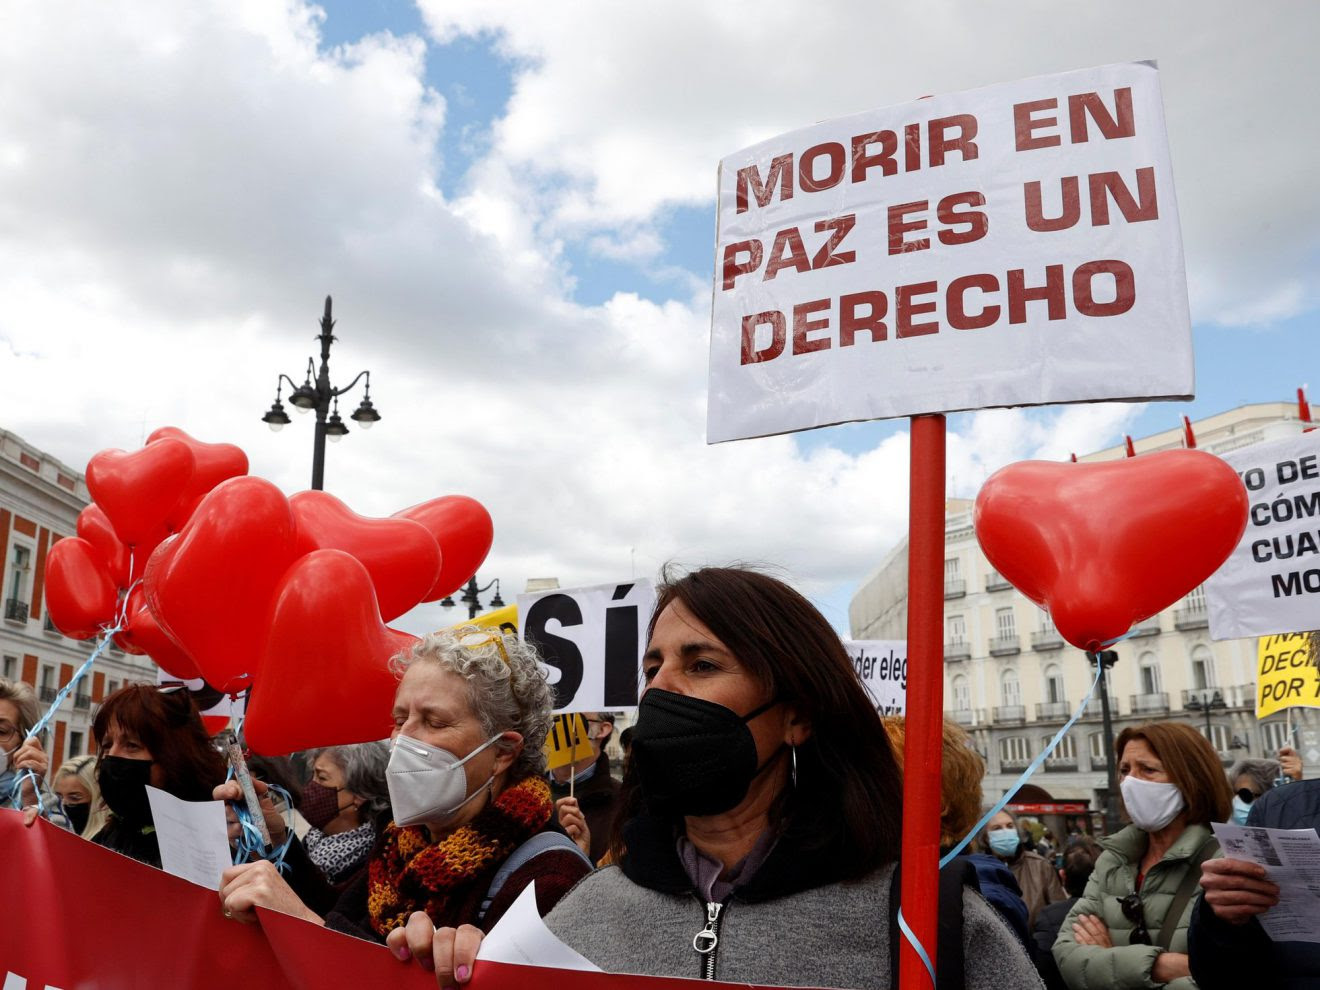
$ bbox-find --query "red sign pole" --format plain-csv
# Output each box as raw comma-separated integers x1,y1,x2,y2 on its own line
898,413,946,990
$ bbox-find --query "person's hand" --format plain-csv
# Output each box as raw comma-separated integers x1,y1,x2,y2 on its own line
385,913,483,985
12,736,49,783
1071,914,1113,947
218,860,322,926
1278,745,1302,782
1152,952,1190,982
1200,857,1280,923
21,806,40,828
555,796,591,856
213,779,288,848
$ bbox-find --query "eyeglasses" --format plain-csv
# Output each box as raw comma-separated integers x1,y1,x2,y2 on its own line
1118,892,1151,945
455,631,511,667
1236,787,1259,804
0,721,20,741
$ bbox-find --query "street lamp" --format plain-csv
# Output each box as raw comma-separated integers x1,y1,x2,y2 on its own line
1185,688,1228,746
260,296,381,490
1086,649,1121,835
440,576,506,620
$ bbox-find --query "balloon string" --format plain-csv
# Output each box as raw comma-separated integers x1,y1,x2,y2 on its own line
226,768,294,876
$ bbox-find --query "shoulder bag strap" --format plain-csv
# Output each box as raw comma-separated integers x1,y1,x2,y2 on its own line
1155,834,1219,949
479,830,592,922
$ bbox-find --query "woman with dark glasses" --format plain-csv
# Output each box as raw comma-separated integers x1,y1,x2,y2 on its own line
1053,721,1231,990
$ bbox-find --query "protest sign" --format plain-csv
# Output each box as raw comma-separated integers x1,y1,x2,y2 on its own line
544,712,596,771
1255,632,1320,718
466,602,518,637
708,61,1191,443
1206,430,1320,639
520,580,654,712
844,639,907,715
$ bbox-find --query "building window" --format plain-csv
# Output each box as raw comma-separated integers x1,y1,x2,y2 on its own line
947,614,966,645
944,558,961,581
1139,651,1161,695
1205,724,1232,753
108,680,120,695
1000,736,1031,765
1261,721,1291,754
952,674,971,711
68,730,84,758
995,608,1016,639
1190,645,1214,690
7,544,32,602
1088,731,1107,762
1044,664,1065,704
1001,668,1021,706
1185,585,1207,610
2,655,15,680
1037,607,1052,631
1046,733,1077,762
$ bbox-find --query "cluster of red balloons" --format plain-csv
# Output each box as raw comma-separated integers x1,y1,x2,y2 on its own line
44,427,494,755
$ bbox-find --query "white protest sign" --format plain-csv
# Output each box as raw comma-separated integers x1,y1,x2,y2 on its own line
519,580,655,713
844,640,907,715
709,61,1191,443
1205,430,1320,639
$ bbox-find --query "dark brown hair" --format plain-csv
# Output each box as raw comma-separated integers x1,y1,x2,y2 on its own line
92,684,226,802
1115,721,1232,826
609,566,903,877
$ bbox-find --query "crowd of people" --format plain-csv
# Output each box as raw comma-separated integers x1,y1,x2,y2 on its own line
3,565,1318,989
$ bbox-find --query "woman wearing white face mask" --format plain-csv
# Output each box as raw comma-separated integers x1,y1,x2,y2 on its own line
1053,721,1231,990
217,628,592,951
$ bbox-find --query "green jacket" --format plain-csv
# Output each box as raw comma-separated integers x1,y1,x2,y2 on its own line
1052,823,1216,990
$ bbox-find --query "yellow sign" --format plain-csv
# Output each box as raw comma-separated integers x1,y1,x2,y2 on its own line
543,713,594,772
448,604,518,638
1256,632,1320,718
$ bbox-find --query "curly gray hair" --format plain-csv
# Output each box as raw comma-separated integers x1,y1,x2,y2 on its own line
314,741,392,822
390,627,553,781
1228,757,1281,796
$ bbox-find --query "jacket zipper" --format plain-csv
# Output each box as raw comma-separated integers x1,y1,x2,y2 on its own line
692,900,724,980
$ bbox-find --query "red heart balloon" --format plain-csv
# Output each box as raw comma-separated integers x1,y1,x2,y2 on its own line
147,427,249,530
86,439,195,546
290,491,441,623
144,477,300,694
44,537,118,639
114,586,201,679
394,495,494,601
244,550,417,755
76,504,132,588
974,450,1249,652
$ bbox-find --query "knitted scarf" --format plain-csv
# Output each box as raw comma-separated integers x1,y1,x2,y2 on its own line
367,774,553,936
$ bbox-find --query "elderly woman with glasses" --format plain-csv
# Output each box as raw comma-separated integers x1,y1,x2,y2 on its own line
1053,721,1231,990
217,628,592,951
1,677,52,811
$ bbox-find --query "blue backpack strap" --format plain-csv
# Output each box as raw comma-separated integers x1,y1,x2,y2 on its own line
479,831,592,921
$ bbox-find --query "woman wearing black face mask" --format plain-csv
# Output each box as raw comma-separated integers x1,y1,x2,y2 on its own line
394,567,1043,990
53,755,109,838
88,684,226,867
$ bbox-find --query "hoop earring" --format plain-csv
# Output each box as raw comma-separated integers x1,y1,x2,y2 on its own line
791,744,798,788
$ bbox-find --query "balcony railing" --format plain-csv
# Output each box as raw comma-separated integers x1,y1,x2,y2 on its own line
73,693,92,710
1000,758,1031,773
944,641,971,662
989,635,1021,656
1130,692,1170,714
39,686,58,703
944,579,966,600
1031,629,1064,651
985,573,1012,592
1036,700,1072,721
951,708,977,726
993,704,1026,724
4,598,29,623
1174,603,1209,630
1181,688,1225,708
1129,616,1161,638
1044,757,1079,772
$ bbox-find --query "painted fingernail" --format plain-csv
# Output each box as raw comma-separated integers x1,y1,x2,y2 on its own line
457,965,471,981
393,946,409,961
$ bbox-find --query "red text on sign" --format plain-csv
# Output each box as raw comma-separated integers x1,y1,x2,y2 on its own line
722,215,857,290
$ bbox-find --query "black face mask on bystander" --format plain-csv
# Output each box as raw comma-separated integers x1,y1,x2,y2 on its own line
98,756,155,824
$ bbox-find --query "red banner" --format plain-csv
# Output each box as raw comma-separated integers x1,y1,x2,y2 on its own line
1,812,803,989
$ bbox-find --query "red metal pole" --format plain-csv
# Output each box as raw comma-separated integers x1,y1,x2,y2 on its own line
899,413,946,990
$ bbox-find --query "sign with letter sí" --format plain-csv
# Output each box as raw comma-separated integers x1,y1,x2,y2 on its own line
708,61,1191,443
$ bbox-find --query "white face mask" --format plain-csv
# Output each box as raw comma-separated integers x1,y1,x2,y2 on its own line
1121,774,1186,832
386,731,503,828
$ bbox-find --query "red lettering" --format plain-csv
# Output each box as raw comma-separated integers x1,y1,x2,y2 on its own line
741,311,786,364
1014,98,1060,151
792,299,832,355
799,143,846,193
764,228,811,281
722,239,763,290
1024,177,1081,232
1068,88,1135,143
812,215,857,270
928,114,980,166
1073,260,1136,316
736,154,794,213
904,123,921,172
851,131,898,182
896,282,939,337
1007,265,1067,323
947,274,1000,330
937,192,988,245
1088,167,1158,226
840,291,888,345
888,201,929,255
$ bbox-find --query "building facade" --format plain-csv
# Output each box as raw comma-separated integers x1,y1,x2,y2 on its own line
849,401,1317,829
1,428,158,769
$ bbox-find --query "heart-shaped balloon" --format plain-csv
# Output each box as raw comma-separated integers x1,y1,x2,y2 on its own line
43,537,118,639
290,491,441,623
244,550,417,755
86,439,195,546
115,586,201,680
76,504,133,588
394,495,494,601
144,477,300,693
147,427,249,530
974,450,1249,651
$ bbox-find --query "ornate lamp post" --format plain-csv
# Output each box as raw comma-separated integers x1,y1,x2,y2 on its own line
1185,688,1228,744
440,576,506,620
260,296,381,490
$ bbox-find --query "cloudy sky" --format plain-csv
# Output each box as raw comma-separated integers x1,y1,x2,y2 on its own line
1,0,1316,634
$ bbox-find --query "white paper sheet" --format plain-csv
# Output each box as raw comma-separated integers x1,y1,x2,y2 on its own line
478,883,603,971
146,785,232,890
1212,822,1320,943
